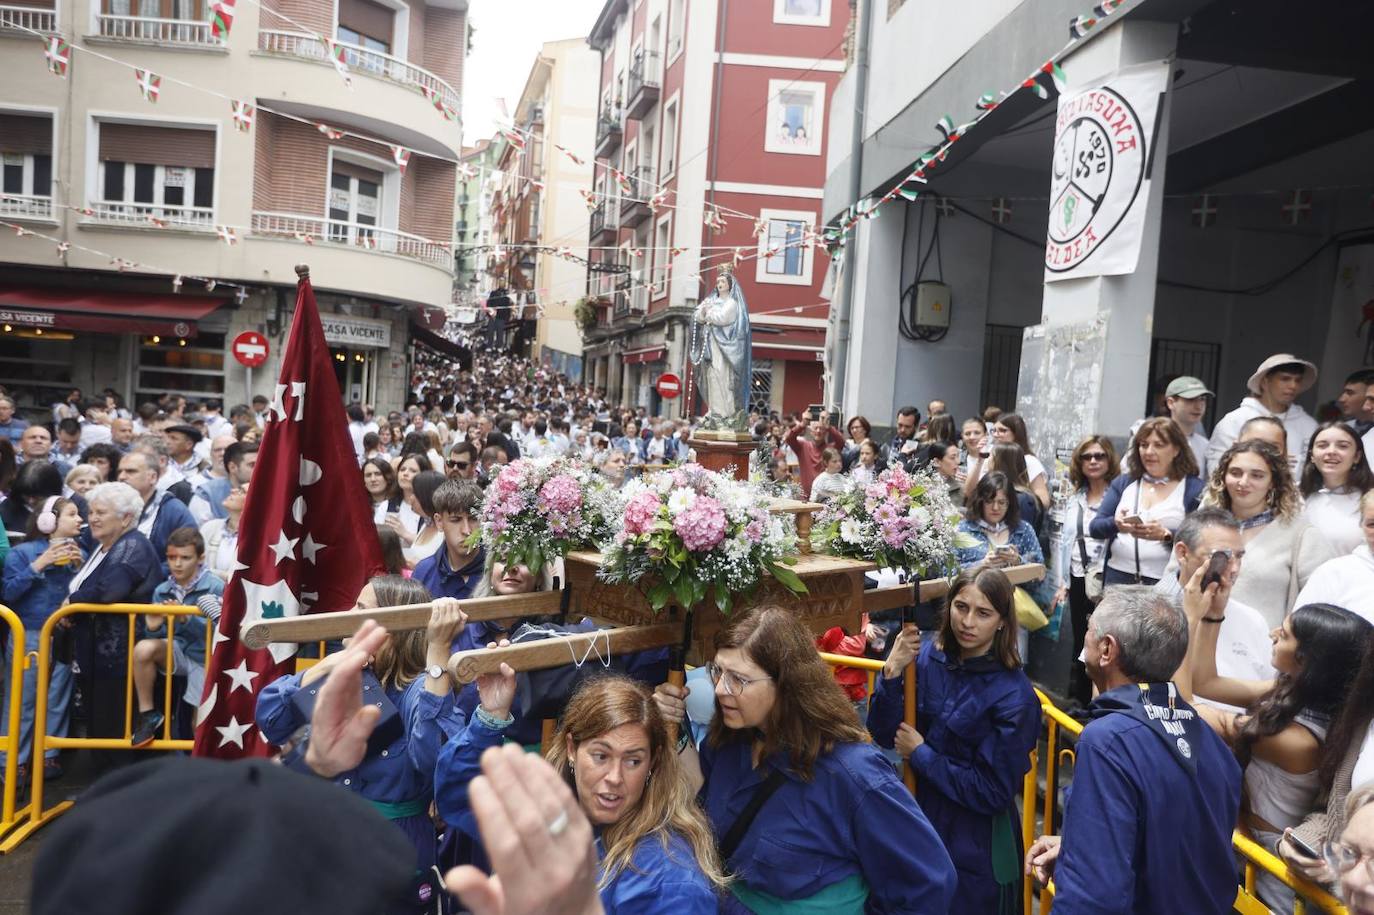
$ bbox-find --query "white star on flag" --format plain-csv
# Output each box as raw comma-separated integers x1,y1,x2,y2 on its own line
231,100,254,131
215,716,253,749
269,531,299,565
300,533,326,564
135,69,161,103
223,660,260,694
217,225,238,245
238,576,302,664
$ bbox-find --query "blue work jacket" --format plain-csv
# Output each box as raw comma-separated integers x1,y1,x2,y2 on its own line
2,538,83,627
414,546,485,608
699,737,956,914
434,717,718,914
1050,682,1242,915
868,641,1039,912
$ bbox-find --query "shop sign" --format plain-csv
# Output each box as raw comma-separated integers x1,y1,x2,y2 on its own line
0,308,56,327
321,314,391,349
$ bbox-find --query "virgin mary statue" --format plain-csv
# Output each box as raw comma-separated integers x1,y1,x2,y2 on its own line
690,269,752,431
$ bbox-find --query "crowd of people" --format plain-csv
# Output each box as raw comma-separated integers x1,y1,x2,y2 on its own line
4,345,1374,915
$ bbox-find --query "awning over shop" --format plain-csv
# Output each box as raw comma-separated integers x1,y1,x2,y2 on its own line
622,347,665,365
411,324,472,371
0,286,228,337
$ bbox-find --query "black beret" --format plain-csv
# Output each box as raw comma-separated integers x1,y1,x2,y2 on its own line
32,757,414,915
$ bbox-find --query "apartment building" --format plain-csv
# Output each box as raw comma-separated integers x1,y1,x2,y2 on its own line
483,38,597,380
454,137,501,303
0,0,466,413
582,0,847,416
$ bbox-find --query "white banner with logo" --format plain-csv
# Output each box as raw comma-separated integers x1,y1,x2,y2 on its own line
1044,61,1170,281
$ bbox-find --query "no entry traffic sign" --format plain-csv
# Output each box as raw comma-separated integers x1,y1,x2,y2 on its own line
656,372,682,399
232,331,269,368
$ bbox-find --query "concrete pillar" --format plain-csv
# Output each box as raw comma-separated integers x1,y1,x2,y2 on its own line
1035,20,1178,440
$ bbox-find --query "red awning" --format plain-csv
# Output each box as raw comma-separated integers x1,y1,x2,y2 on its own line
622,347,665,365
0,286,229,337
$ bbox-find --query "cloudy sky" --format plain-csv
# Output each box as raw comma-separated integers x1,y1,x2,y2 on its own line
463,0,606,146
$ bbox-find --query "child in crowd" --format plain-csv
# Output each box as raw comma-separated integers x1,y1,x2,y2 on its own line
1,496,85,784
130,526,224,747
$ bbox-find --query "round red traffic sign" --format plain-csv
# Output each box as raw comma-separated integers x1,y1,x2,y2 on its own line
656,372,682,399
232,330,269,368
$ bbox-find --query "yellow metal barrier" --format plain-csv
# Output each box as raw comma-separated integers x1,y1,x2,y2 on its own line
0,602,201,853
0,606,32,844
814,654,1350,914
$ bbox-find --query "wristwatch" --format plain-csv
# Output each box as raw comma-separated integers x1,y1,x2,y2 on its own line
426,664,445,681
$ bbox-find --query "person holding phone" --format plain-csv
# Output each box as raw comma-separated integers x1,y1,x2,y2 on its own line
1090,417,1206,587
954,473,1046,659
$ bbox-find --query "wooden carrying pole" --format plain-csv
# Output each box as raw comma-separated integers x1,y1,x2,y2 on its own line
863,563,1048,615
240,591,565,649
448,623,681,684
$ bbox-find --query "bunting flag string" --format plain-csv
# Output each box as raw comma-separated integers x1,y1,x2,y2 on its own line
135,68,161,103
315,122,344,140
554,143,585,166
231,99,255,131
210,0,236,41
43,35,69,76
391,145,410,175
578,189,598,212
323,39,354,89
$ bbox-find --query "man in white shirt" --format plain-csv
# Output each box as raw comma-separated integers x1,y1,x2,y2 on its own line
1208,353,1318,472
200,400,232,440
1155,507,1274,714
1122,376,1213,476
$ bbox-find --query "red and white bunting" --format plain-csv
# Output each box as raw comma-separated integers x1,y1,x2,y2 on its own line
55,240,70,256
1282,189,1311,226
752,217,767,239
231,100,255,132
457,162,477,180
648,191,668,214
147,215,168,229
294,232,315,245
315,123,344,140
135,69,162,103
217,225,238,245
323,39,353,88
210,0,235,40
501,129,527,151
391,145,410,175
44,36,70,77
554,143,585,166
579,189,598,212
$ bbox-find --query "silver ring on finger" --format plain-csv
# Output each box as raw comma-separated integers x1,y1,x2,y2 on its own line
547,808,570,837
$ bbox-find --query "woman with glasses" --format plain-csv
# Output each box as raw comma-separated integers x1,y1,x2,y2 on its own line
1331,786,1374,913
1090,417,1204,587
653,606,957,914
867,567,1039,915
1058,437,1119,706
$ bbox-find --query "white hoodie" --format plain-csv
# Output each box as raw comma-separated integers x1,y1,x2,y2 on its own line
1293,544,1374,627
1206,396,1317,471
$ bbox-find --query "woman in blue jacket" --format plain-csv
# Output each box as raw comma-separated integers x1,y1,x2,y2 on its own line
868,566,1040,914
436,672,725,913
256,575,468,913
654,605,957,915
1,496,85,783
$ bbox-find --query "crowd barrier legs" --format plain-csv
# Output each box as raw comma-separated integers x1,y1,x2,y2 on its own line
0,606,32,845
0,603,199,854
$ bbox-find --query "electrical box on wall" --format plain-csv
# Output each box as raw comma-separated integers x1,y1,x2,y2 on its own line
915,282,952,328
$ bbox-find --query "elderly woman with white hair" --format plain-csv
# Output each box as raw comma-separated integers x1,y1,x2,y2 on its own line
67,481,163,762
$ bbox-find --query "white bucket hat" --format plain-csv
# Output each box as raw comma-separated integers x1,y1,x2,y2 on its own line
1246,353,1317,396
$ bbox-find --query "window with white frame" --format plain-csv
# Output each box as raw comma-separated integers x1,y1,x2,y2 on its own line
95,121,216,222
667,0,684,60
661,97,679,177
328,158,384,244
2,153,52,199
773,0,830,25
764,80,825,156
755,208,815,286
651,216,671,299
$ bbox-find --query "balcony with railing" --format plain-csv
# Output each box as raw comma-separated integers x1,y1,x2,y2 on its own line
0,194,55,222
96,13,218,46
257,30,461,114
0,4,55,33
613,270,634,317
589,200,618,244
625,50,661,120
594,106,623,157
81,201,215,230
619,166,656,228
250,211,453,269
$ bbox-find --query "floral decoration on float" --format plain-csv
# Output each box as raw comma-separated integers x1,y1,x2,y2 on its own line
809,465,972,576
597,463,807,614
474,457,622,575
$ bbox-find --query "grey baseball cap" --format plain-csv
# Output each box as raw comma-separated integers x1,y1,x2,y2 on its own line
1165,376,1213,399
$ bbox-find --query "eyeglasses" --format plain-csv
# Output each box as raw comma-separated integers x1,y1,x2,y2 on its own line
447,460,472,470
1324,840,1374,883
1081,452,1109,462
706,662,772,697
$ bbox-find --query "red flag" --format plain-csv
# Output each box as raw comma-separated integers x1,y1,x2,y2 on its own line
194,269,384,758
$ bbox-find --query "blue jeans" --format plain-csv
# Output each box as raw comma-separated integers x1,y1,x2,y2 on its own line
1,629,73,766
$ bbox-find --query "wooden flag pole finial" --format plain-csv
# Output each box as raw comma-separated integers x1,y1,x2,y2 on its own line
295,263,311,279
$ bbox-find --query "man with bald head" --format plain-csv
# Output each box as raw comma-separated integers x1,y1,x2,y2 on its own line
109,417,135,453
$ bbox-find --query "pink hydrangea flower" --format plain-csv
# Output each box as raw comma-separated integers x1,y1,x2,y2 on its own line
623,490,661,535
538,474,583,517
674,496,727,551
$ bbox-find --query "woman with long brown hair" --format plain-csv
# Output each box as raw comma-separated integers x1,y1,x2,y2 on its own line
435,674,724,912
1059,436,1119,705
654,606,956,914
868,566,1040,914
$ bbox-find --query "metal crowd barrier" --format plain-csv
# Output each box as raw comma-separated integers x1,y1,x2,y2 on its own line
814,655,1349,914
0,605,30,845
